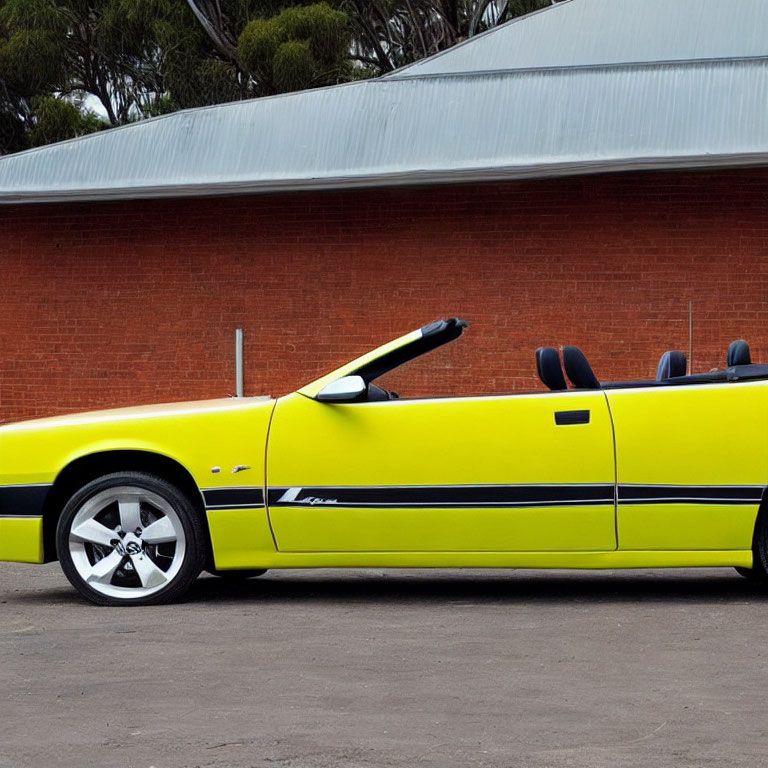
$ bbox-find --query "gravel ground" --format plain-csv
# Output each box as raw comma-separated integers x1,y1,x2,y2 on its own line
1,562,767,768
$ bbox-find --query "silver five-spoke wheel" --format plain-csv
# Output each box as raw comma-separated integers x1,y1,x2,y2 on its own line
57,472,205,606
68,487,186,599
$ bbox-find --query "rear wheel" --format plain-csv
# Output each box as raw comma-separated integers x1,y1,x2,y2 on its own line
734,565,768,582
56,472,205,606
739,516,768,582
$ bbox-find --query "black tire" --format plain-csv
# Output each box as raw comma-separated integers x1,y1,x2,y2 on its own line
56,472,206,606
208,569,268,580
735,514,768,582
734,565,768,582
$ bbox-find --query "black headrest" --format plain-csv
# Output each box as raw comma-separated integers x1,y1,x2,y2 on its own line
562,346,600,389
535,347,567,391
656,350,687,380
727,340,751,366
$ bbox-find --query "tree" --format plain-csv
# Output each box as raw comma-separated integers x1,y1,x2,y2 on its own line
237,3,350,94
341,0,553,75
0,0,170,126
132,0,254,110
0,0,351,148
0,1,66,153
138,1,351,108
178,1,352,97
26,95,105,147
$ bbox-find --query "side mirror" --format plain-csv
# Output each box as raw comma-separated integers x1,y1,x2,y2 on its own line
316,375,366,402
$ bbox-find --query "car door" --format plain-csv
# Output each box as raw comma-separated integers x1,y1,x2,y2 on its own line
265,389,617,553
605,381,768,551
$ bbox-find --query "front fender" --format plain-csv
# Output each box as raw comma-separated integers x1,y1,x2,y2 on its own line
0,398,275,489
0,398,277,565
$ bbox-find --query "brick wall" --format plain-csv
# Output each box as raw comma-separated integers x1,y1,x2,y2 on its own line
1,168,767,423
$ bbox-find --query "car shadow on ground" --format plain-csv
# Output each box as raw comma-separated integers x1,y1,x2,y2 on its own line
8,569,768,607
181,570,768,606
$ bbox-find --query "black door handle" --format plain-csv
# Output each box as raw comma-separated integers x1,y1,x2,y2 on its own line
555,410,590,425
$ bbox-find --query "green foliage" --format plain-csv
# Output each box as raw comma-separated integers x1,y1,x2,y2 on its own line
272,39,315,92
26,96,104,148
0,0,181,125
0,108,24,155
0,0,68,36
238,3,350,94
237,19,277,72
0,28,63,94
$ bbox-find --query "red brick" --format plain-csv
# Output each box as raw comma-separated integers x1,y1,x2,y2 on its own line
1,168,768,423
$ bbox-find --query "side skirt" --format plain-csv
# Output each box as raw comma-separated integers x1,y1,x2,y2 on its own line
213,549,753,571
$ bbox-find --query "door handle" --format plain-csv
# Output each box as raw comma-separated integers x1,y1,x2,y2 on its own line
555,410,590,425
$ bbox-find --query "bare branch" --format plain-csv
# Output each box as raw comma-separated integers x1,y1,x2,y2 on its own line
185,0,238,61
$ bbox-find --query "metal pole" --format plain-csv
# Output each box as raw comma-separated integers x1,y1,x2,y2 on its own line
235,328,244,397
688,301,693,374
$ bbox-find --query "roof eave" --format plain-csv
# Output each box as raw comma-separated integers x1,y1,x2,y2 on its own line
2,152,767,205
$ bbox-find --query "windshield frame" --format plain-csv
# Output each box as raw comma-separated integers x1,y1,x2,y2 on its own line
297,318,470,399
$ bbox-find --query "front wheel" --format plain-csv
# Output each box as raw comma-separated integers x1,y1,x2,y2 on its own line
56,472,205,606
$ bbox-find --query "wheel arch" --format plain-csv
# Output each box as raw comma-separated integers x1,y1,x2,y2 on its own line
42,450,209,563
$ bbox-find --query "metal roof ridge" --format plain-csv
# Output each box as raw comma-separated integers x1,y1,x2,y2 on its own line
391,54,768,81
383,0,573,79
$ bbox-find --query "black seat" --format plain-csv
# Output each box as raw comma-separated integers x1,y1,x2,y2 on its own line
535,347,567,391
656,350,687,380
727,340,751,366
562,346,600,389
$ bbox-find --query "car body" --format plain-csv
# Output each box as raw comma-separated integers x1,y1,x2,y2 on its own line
1,318,767,605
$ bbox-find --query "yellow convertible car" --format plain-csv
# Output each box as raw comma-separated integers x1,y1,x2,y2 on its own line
1,319,767,606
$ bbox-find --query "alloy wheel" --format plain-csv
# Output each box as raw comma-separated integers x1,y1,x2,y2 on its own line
67,486,187,600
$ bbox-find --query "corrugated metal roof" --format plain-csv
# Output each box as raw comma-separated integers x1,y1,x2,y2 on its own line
389,0,768,76
1,0,767,204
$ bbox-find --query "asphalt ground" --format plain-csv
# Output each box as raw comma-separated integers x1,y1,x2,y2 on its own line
1,563,767,768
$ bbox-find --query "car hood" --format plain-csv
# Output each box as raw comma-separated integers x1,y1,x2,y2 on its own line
0,397,273,434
